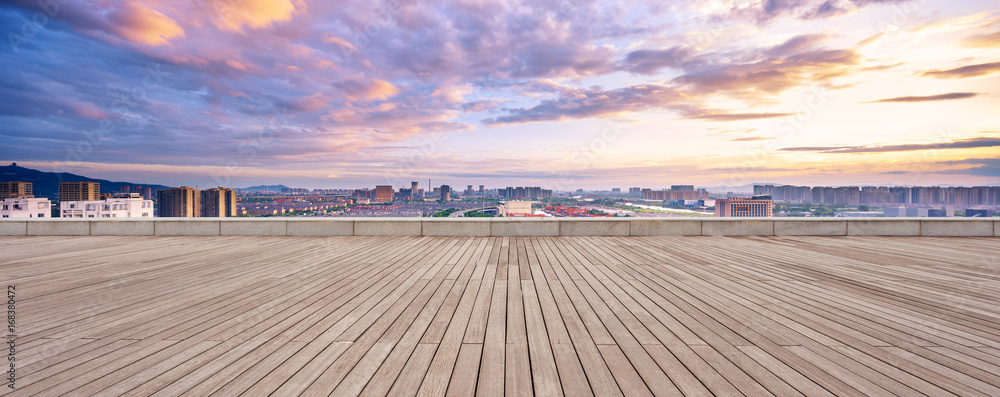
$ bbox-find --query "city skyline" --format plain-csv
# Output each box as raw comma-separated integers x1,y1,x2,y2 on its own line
2,0,999,189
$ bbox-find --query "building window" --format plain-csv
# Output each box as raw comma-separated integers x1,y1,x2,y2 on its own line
38,213,44,218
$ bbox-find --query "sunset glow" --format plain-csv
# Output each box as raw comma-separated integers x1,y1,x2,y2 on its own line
2,0,998,189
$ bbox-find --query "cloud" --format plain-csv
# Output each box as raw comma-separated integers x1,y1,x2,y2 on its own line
962,31,1000,48
209,0,297,32
920,62,1000,79
481,85,688,125
730,136,777,141
866,92,978,103
462,99,507,113
934,158,1000,177
719,0,909,24
333,79,400,101
670,47,860,101
690,113,795,121
781,137,1000,153
620,46,690,75
107,1,185,46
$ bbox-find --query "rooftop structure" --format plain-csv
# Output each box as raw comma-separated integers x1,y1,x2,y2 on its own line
2,231,998,395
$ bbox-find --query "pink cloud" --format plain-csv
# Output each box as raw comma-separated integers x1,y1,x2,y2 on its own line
107,1,185,46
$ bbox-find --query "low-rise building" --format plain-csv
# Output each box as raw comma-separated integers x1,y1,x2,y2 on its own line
883,206,954,217
965,209,994,217
61,193,153,218
0,197,51,218
715,195,773,217
500,201,533,217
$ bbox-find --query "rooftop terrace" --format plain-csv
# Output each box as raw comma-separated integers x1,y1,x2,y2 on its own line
2,233,999,396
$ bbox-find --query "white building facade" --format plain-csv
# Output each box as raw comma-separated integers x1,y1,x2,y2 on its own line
0,198,51,218
61,193,153,218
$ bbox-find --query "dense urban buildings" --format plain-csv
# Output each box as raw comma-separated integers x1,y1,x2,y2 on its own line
754,184,1000,206
499,186,552,200
0,181,33,198
0,197,50,218
642,189,707,201
157,186,201,217
119,185,155,200
61,193,153,218
715,195,774,217
201,187,238,217
59,182,100,202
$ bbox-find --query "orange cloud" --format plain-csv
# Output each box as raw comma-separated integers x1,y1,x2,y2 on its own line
321,32,357,50
110,1,185,46
211,0,297,32
333,79,400,101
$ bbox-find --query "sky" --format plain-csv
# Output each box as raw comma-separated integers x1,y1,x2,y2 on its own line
1,0,998,190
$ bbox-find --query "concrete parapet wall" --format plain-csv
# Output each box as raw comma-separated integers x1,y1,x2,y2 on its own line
702,219,773,236
1,218,997,237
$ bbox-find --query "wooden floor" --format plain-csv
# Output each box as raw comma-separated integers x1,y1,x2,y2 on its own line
2,235,999,396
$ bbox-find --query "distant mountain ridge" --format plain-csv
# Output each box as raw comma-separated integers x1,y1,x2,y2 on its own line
0,163,174,199
236,185,289,192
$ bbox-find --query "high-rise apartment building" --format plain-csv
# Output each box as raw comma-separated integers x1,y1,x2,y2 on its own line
715,196,773,217
479,185,484,196
754,184,1000,206
0,181,33,198
643,189,705,201
670,185,694,191
138,186,153,200
157,186,200,217
375,185,394,203
498,186,552,200
59,182,100,202
440,185,451,201
200,187,237,217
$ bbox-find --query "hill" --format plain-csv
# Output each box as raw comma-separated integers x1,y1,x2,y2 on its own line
0,163,174,198
236,185,289,192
